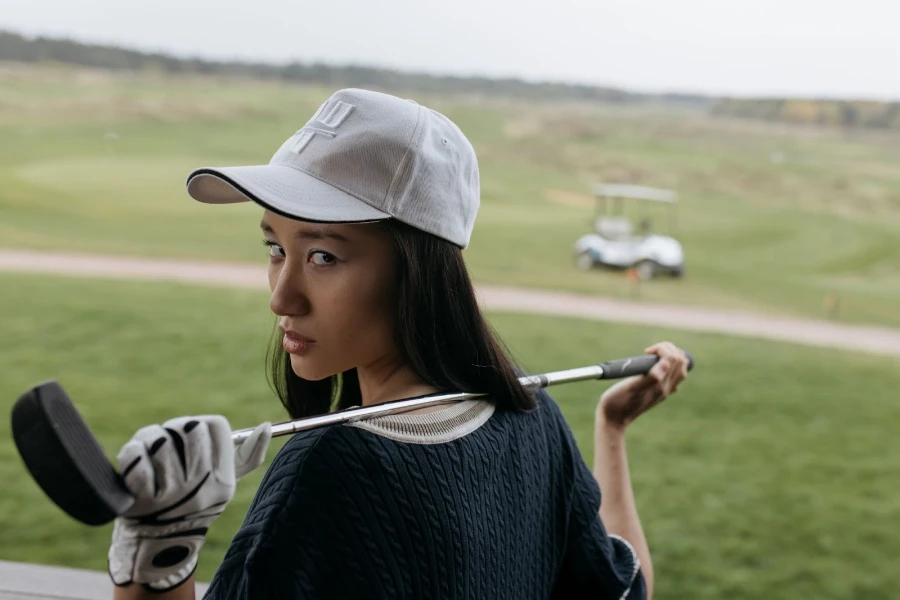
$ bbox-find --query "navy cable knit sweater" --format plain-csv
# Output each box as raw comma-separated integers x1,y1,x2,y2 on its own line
202,389,645,599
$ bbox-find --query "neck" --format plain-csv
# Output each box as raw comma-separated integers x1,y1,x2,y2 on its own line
356,355,438,406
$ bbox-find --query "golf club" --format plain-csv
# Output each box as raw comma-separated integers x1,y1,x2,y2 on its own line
11,350,693,527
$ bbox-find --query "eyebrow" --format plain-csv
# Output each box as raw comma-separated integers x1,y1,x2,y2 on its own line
259,221,350,243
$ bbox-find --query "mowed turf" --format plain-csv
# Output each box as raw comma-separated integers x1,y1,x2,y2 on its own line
1,65,900,326
0,272,898,599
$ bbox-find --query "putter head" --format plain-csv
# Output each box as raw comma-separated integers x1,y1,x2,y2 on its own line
11,380,134,526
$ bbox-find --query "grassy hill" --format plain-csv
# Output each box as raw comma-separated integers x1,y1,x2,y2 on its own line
1,62,898,326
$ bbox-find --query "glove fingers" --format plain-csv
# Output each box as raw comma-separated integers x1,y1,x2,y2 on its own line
234,422,272,480
149,416,232,521
201,415,235,486
117,438,155,514
136,424,192,503
125,424,183,506
161,416,213,483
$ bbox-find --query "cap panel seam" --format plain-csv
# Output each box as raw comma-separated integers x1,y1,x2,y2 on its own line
382,105,426,213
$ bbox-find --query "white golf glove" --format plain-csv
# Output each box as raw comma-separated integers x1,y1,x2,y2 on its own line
108,415,271,592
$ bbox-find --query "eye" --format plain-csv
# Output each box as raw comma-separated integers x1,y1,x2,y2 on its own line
309,250,337,266
263,240,285,258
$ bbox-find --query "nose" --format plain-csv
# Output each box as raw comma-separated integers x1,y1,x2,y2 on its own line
268,260,311,317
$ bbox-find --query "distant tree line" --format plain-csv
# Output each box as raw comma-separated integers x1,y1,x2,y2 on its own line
0,30,707,107
710,98,900,131
4,30,898,131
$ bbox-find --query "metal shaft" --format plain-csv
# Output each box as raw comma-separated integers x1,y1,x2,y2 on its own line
231,364,606,444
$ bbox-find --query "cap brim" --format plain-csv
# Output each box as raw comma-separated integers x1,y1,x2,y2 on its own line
185,165,391,223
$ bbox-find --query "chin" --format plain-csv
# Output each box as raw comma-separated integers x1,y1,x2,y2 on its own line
289,355,336,382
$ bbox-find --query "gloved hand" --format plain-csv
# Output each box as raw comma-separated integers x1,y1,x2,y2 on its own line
107,415,272,592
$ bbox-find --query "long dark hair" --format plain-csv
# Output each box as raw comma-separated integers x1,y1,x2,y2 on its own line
266,219,537,419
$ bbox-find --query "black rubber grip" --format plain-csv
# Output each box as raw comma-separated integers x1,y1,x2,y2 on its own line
598,350,694,379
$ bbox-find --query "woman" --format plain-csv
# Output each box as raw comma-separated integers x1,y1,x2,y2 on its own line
108,88,690,600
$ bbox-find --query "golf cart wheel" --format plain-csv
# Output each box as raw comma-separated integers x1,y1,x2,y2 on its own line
576,252,595,271
635,260,658,280
670,266,685,278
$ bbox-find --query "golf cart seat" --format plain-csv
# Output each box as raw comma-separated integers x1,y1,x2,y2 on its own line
594,216,633,241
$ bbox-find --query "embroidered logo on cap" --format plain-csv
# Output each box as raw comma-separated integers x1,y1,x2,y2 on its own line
288,100,355,155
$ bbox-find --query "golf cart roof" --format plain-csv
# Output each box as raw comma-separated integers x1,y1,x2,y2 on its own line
593,183,677,203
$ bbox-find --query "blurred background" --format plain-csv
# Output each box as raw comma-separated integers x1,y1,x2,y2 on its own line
1,1,899,598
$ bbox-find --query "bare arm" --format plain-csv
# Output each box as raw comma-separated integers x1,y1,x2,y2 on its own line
593,417,653,599
592,341,691,600
113,575,196,600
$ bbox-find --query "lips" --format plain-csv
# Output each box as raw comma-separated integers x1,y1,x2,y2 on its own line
280,327,316,355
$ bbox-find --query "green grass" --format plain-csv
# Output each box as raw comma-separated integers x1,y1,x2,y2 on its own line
0,272,898,599
1,64,899,327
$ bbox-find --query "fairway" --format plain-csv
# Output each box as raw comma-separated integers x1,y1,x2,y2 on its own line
1,272,898,599
1,65,900,327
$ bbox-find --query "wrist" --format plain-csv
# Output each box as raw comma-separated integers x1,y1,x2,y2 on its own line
109,518,207,591
595,412,628,439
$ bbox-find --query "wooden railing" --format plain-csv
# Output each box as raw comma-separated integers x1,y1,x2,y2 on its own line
0,561,209,599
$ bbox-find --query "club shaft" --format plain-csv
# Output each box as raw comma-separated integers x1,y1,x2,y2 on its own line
231,364,606,445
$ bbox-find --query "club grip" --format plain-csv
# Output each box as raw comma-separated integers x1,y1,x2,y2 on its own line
598,350,694,379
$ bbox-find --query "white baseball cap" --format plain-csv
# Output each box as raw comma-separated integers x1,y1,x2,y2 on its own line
185,88,480,248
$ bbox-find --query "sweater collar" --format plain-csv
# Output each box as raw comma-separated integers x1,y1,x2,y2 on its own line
344,399,495,444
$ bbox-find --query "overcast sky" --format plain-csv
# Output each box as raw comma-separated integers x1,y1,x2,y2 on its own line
4,0,898,99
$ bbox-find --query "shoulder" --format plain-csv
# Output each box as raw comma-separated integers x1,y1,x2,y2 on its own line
207,425,370,593
225,426,364,550
246,422,404,531
253,426,331,500
252,424,365,512
527,388,601,511
486,387,581,456
522,387,583,453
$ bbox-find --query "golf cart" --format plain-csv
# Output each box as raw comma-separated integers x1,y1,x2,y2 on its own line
573,183,685,280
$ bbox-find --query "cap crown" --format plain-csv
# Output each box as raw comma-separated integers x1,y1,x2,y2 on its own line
270,88,480,248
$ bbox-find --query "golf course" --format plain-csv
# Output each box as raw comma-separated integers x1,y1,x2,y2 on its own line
2,63,899,326
1,63,899,599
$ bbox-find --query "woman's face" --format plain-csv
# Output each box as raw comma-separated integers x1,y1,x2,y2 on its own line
261,210,399,381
